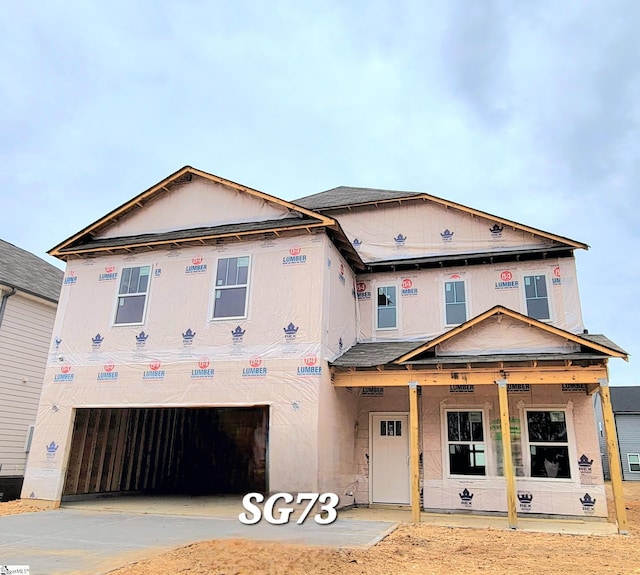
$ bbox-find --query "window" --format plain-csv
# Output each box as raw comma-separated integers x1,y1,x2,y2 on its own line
445,281,466,325
377,286,397,329
524,275,550,320
526,410,570,478
213,256,250,319
114,266,151,324
628,454,640,472
446,411,485,476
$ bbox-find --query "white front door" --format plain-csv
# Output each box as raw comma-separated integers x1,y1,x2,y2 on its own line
370,413,410,504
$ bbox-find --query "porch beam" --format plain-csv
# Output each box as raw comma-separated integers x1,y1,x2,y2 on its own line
409,382,421,523
333,368,608,387
598,379,628,534
497,379,517,529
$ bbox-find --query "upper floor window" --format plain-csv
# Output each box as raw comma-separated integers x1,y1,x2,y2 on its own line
445,281,466,325
213,256,250,319
377,286,397,329
446,410,485,476
524,275,550,320
628,454,640,473
526,410,570,478
115,266,151,325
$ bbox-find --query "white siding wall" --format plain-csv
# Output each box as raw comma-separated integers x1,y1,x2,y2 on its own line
0,294,56,477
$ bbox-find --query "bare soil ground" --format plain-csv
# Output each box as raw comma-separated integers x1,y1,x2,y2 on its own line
2,485,640,574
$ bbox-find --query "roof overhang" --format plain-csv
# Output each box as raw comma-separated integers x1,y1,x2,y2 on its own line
308,192,588,251
395,306,628,363
49,166,336,259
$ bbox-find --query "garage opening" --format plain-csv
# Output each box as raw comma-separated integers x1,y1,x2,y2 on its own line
62,406,268,498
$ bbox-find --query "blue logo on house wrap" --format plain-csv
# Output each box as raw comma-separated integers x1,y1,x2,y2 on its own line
136,331,149,347
54,365,74,382
98,266,118,282
185,256,207,274
578,454,593,474
91,333,104,350
283,322,298,341
489,223,504,238
46,441,59,458
182,328,196,346
580,493,596,514
440,229,454,241
191,358,214,379
518,492,533,511
63,271,77,284
352,238,362,250
459,488,473,506
232,325,246,343
97,363,119,381
394,234,407,246
283,247,307,265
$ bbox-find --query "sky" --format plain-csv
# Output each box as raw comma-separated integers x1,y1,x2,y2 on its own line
1,1,638,385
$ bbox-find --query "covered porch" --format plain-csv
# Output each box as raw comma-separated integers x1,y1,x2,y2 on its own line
331,307,629,534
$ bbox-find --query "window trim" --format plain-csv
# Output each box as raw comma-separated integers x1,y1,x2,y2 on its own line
443,278,468,327
627,453,640,473
210,254,252,321
111,264,153,327
375,283,399,331
442,407,488,478
522,273,552,322
522,407,574,481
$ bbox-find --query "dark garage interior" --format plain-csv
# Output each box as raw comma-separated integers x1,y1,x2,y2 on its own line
62,406,268,499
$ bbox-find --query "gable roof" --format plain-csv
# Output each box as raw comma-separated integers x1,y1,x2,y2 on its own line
610,387,640,413
0,239,64,302
394,305,628,363
294,186,588,251
50,166,336,258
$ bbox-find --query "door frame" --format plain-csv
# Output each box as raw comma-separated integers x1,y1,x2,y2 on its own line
368,411,411,505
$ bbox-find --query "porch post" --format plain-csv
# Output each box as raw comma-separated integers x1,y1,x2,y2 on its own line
496,379,518,529
598,378,628,534
409,381,421,523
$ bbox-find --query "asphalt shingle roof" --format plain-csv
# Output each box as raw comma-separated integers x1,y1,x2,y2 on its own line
610,387,640,413
0,239,64,302
58,216,318,253
331,341,426,368
581,334,628,356
294,186,423,211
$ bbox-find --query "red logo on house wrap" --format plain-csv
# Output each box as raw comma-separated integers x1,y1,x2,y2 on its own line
304,355,317,366
69,270,76,277
402,278,413,289
61,364,72,374
104,363,115,372
289,247,301,256
105,265,115,273
553,266,561,277
356,282,366,292
500,271,513,282
249,357,262,368
192,256,203,265
149,361,161,371
450,274,461,279
198,358,210,369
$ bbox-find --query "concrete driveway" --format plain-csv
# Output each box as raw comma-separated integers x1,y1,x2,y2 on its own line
0,507,396,575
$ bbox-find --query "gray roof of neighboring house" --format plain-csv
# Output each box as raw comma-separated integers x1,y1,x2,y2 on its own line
610,387,640,413
294,186,423,211
0,239,64,302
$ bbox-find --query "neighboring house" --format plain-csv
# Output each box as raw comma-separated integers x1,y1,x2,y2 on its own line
0,239,63,500
595,386,640,481
22,166,628,531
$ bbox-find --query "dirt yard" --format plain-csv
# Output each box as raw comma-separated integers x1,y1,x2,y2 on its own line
2,485,640,574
